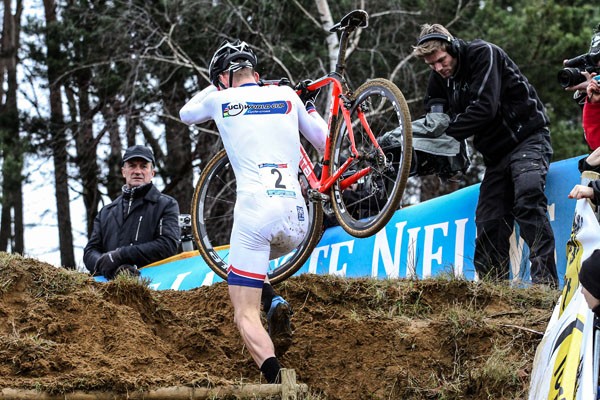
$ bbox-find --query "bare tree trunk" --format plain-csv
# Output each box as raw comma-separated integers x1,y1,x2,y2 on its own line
43,0,75,268
104,100,123,200
161,85,192,214
0,0,24,254
72,73,100,238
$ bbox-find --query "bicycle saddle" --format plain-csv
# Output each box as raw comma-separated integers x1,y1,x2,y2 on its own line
329,9,369,33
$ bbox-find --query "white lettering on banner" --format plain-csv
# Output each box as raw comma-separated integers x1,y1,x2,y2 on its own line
372,221,407,278
201,271,216,286
309,245,330,274
328,240,354,276
372,219,471,279
406,227,421,278
453,218,468,277
171,271,192,290
423,223,449,277
508,202,557,281
509,230,524,281
547,202,555,221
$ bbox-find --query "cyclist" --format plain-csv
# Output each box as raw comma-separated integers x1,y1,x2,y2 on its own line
179,39,327,383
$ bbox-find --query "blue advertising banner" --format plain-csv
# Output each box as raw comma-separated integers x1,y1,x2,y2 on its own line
97,156,583,290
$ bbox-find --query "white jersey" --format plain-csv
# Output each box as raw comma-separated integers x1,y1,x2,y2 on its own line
180,82,328,286
180,83,327,195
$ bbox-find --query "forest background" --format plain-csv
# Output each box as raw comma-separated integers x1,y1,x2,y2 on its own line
0,0,598,270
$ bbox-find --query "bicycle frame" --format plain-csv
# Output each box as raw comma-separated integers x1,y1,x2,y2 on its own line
277,10,387,203
299,74,383,197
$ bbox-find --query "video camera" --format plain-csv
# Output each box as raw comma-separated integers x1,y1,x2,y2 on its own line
179,213,192,229
178,214,194,252
557,51,600,88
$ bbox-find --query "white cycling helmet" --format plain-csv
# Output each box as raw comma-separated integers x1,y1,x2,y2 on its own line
208,40,258,87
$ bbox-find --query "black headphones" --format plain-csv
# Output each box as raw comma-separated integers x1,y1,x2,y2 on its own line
416,33,460,57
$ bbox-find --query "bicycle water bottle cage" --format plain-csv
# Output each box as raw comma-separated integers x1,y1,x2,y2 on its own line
329,9,368,33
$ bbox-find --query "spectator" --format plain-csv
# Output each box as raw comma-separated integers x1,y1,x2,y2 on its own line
576,78,600,174
579,257,600,316
413,24,558,287
83,145,180,279
179,39,327,383
582,75,600,149
569,149,600,202
568,147,600,314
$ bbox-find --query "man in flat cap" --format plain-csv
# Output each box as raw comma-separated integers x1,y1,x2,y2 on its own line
83,145,180,279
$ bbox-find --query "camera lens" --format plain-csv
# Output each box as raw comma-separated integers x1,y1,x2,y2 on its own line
557,68,586,88
179,214,192,227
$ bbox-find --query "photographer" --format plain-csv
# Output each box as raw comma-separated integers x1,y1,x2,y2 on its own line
83,145,181,279
560,24,600,107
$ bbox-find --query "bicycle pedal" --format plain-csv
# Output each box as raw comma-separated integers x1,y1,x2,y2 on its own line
308,189,329,202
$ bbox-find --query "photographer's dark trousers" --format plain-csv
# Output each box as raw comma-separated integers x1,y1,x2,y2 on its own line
474,129,558,287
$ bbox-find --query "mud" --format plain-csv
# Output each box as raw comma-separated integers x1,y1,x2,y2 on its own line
0,254,558,399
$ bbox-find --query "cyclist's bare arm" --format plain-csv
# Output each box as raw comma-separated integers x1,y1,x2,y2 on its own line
179,85,218,125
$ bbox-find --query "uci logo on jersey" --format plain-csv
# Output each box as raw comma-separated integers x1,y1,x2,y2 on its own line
222,101,292,117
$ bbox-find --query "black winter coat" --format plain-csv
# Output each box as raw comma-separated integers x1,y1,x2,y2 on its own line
424,39,550,166
83,183,180,275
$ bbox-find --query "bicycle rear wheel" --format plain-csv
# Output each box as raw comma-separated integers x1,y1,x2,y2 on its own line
330,78,412,238
191,149,324,284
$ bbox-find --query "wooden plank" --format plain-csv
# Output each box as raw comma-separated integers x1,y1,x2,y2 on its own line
0,369,309,399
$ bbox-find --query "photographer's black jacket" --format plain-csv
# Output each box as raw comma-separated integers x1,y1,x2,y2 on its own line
424,39,550,165
83,183,180,275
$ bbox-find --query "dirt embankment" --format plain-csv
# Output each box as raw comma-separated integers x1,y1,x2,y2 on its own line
0,253,558,399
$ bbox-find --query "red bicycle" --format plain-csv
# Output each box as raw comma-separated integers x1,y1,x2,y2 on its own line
191,9,412,284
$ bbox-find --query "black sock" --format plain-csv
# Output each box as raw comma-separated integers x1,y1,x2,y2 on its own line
261,283,276,314
260,356,281,384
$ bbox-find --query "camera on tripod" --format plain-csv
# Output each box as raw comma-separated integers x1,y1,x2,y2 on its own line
178,214,194,252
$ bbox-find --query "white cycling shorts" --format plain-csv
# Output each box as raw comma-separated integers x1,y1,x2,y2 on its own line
227,191,308,288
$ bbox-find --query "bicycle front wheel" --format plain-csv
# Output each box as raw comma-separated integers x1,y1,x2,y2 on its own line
191,149,324,285
330,78,412,238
